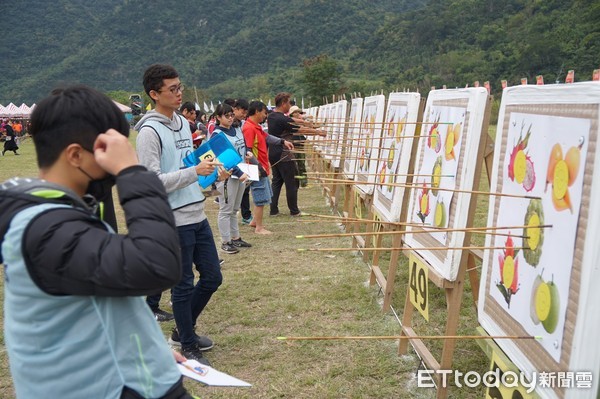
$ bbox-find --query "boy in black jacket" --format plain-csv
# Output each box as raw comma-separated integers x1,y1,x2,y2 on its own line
0,85,195,399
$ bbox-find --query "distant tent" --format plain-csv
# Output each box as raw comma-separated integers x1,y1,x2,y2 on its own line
18,103,31,117
112,100,132,113
0,103,21,118
0,103,36,118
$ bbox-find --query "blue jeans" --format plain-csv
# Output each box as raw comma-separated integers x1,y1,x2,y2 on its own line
172,219,223,348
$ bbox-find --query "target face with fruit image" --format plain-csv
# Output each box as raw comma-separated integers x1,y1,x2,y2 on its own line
481,102,592,368
372,93,421,224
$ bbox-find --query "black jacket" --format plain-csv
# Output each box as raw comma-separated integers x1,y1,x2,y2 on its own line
0,165,181,296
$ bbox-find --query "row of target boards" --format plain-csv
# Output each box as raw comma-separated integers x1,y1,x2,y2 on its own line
304,82,600,399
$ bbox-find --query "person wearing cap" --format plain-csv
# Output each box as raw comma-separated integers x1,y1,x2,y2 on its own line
267,93,327,216
288,106,308,187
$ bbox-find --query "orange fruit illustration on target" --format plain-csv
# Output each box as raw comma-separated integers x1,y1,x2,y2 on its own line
545,137,584,213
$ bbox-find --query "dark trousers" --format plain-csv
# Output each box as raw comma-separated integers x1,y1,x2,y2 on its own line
240,185,252,219
270,161,300,215
146,292,163,310
172,219,223,347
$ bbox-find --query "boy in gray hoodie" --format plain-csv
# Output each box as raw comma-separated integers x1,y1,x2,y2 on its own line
135,64,225,366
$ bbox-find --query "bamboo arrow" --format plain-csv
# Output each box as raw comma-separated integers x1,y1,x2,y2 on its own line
277,335,541,341
300,173,455,178
297,246,529,252
293,135,422,143
296,230,528,239
297,213,552,232
309,177,542,200
311,119,452,125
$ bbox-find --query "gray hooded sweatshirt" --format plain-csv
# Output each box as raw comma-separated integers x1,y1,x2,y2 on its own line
135,110,207,226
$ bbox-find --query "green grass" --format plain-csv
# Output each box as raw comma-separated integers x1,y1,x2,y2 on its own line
0,133,492,398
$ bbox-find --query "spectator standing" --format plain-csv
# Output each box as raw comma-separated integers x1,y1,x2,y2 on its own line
212,103,252,254
0,85,192,398
267,93,326,216
288,105,308,187
232,98,253,225
2,121,20,155
242,101,294,234
135,64,224,365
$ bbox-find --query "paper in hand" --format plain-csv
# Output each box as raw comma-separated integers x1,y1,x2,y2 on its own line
233,163,260,181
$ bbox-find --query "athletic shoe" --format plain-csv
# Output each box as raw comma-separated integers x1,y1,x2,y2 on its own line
221,242,239,254
231,238,252,248
214,197,220,204
169,328,214,351
219,258,225,266
291,211,303,217
152,308,174,322
181,344,212,366
242,216,253,225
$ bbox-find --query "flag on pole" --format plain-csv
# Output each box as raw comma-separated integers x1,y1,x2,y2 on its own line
195,102,200,111
210,101,215,112
203,102,209,113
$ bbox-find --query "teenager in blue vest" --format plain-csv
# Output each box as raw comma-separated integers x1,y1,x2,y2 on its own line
135,64,226,366
0,85,195,398
212,103,252,254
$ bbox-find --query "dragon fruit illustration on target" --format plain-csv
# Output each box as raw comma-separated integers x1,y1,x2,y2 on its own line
508,123,536,192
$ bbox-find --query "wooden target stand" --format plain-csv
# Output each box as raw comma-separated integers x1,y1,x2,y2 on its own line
320,126,352,213
366,109,426,311
396,97,493,399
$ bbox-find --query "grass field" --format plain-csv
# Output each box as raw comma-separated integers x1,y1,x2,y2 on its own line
0,132,493,398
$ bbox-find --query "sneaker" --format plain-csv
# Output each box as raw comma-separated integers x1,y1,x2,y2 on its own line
269,210,279,216
242,216,253,225
219,258,225,266
291,211,303,217
181,344,212,366
221,242,239,254
231,237,252,248
152,308,174,322
169,329,214,351
214,197,220,204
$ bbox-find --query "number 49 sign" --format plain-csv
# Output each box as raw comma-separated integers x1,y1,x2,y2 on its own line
408,253,429,321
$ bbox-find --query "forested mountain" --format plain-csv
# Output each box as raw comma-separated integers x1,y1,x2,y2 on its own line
1,0,598,105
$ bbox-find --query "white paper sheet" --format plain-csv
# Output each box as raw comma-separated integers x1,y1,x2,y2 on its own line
233,163,259,181
177,360,252,387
